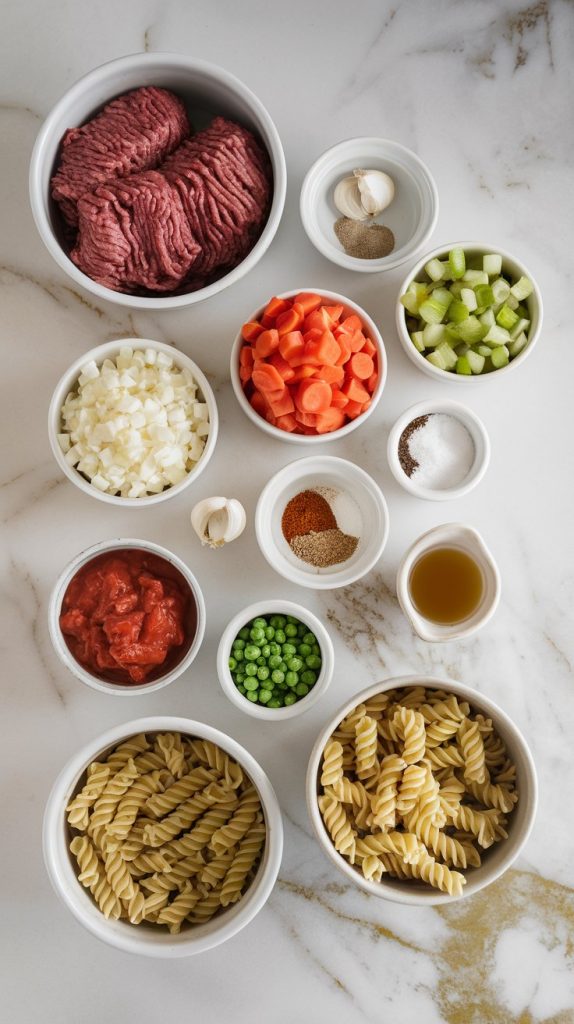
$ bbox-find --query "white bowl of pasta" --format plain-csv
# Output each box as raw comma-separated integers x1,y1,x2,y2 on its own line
43,716,283,956
306,676,537,905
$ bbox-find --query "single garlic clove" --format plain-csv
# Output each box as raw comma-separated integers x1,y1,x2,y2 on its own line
191,497,246,549
333,175,369,221
353,169,395,216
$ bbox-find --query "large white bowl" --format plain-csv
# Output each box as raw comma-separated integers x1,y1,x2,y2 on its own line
230,288,387,445
49,538,206,695
29,52,286,309
217,599,334,721
395,242,543,383
306,676,537,906
43,716,283,956
48,337,218,506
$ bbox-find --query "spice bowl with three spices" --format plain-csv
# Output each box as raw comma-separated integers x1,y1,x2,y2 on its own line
387,399,490,501
255,455,389,589
217,600,335,720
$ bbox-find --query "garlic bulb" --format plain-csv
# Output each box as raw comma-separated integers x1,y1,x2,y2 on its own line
191,497,246,548
333,168,395,220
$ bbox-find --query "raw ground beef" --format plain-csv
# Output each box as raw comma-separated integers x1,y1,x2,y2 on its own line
51,86,190,227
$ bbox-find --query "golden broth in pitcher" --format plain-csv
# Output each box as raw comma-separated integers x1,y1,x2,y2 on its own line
408,546,484,625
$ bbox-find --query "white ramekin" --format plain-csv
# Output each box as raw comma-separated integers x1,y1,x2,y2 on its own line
395,241,543,383
387,399,490,501
306,675,537,906
49,539,206,694
48,337,218,507
216,599,334,720
44,716,283,955
396,523,501,642
29,52,286,309
230,288,387,445
255,455,390,590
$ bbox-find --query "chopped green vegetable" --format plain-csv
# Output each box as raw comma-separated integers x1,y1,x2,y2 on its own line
424,257,446,282
448,247,466,279
490,345,509,368
496,305,519,330
483,253,502,276
229,614,321,708
510,276,533,300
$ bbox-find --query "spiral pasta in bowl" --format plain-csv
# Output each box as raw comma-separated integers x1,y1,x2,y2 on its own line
43,717,283,956
306,676,537,905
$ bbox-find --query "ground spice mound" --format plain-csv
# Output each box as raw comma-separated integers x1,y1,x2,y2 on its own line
398,415,429,477
281,490,336,543
290,529,359,568
334,217,395,259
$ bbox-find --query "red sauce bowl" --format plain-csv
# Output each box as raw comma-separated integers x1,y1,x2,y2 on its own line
49,540,206,694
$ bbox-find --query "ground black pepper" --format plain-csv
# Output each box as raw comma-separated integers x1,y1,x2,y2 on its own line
290,529,359,568
398,415,429,477
334,217,395,259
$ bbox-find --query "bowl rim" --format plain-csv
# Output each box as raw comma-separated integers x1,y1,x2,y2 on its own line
48,537,207,694
29,51,287,310
48,337,218,506
254,454,390,590
306,674,538,906
386,398,491,501
395,240,544,383
43,715,284,956
299,135,439,273
216,598,334,720
230,287,387,444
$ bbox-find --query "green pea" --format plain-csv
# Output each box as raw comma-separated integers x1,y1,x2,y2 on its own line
303,632,316,646
244,677,259,691
233,638,245,650
234,648,245,662
311,644,321,656
284,692,297,705
259,689,272,703
282,643,296,657
269,655,282,670
295,683,309,697
256,656,266,666
228,656,237,671
245,663,258,677
298,643,311,657
269,643,280,656
252,617,267,629
274,629,286,644
301,669,316,686
271,670,284,684
238,626,250,640
287,656,303,672
296,623,306,636
264,626,275,640
270,615,286,628
235,673,245,684
250,627,265,643
237,685,247,695
285,671,299,687
257,667,270,681
305,655,322,670
285,623,298,637
246,690,259,702
260,644,271,659
268,698,283,708
244,645,260,661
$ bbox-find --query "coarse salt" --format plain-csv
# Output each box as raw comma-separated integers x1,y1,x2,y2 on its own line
402,414,475,490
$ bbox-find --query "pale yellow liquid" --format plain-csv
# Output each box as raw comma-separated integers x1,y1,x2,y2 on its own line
409,547,484,625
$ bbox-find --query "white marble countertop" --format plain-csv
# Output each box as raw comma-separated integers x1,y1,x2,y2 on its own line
2,1,574,1021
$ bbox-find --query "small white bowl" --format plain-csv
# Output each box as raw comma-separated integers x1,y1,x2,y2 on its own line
49,538,206,694
217,599,334,720
396,523,501,642
48,337,218,506
300,137,438,273
29,52,286,309
306,675,538,906
255,455,389,590
395,241,543,383
43,716,283,955
230,288,387,445
387,399,490,501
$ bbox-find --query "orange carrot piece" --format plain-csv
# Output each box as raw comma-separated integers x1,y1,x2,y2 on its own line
250,391,268,416
294,410,318,428
239,346,254,368
252,364,286,393
278,330,305,362
290,364,318,381
349,331,366,353
344,399,364,419
269,352,296,382
342,378,370,404
255,328,280,359
268,389,295,417
305,330,340,366
295,378,332,414
264,296,291,321
314,364,344,385
239,366,251,384
303,307,333,333
349,352,374,380
276,413,298,432
322,304,344,324
330,387,349,409
294,292,322,315
337,314,363,335
366,370,379,394
361,337,377,357
334,333,352,366
242,321,264,343
315,407,346,434
276,306,304,336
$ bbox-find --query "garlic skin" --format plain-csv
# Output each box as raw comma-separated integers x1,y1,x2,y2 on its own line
191,497,246,549
333,168,395,221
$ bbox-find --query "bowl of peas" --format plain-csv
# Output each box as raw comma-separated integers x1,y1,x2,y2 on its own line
216,600,334,719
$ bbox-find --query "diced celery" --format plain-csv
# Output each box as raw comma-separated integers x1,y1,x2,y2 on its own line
506,294,519,310
460,287,478,312
432,287,453,310
419,298,448,324
449,300,469,324
479,308,495,328
474,284,494,308
425,258,446,282
484,324,510,345
445,324,461,344
427,350,447,370
510,276,533,300
400,281,428,315
496,305,519,330
516,303,529,319
490,345,509,368
491,278,511,305
456,316,487,344
411,330,425,353
509,317,530,340
449,281,464,298
448,247,466,280
483,253,502,276
422,323,445,347
455,342,469,356
462,269,489,286
435,341,458,369
508,332,529,358
466,349,485,374
456,355,472,375
475,344,493,358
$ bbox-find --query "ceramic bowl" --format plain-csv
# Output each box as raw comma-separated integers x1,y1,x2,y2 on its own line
395,241,543,383
387,399,490,501
48,538,206,694
43,716,283,955
307,675,537,905
29,52,286,309
217,599,334,720
230,288,386,444
255,455,389,590
48,337,218,506
396,523,501,642
300,137,438,272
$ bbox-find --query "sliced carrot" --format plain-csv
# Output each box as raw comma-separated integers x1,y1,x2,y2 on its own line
276,413,298,432
239,366,251,384
269,352,296,382
252,364,286,393
344,399,364,419
250,391,268,416
290,364,318,381
265,411,278,426
337,314,363,335
278,330,304,362
268,389,295,417
294,410,318,428
239,346,254,368
305,330,340,366
349,330,367,353
314,364,344,385
342,378,370,404
242,321,264,343
315,407,346,434
322,304,344,324
295,378,332,414
276,306,304,336
303,307,333,333
255,328,280,359
349,352,374,380
330,387,349,409
361,337,377,357
366,370,379,393
264,296,291,321
293,292,322,315
334,332,352,366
